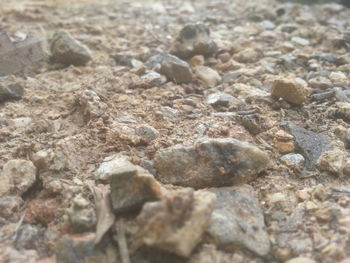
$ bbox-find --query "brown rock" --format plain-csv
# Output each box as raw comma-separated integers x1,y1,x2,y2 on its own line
271,77,310,105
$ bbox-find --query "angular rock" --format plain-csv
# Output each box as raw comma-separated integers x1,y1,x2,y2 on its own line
271,77,310,105
280,153,305,169
137,188,216,258
194,66,221,87
1,159,37,197
205,92,235,107
283,122,332,169
0,81,24,102
207,185,270,257
159,54,193,84
317,149,347,176
93,154,132,182
135,125,159,143
171,24,218,60
139,71,166,88
110,164,162,213
50,31,92,66
273,130,295,154
154,138,269,188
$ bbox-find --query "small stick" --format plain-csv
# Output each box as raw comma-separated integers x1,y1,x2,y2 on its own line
116,221,131,263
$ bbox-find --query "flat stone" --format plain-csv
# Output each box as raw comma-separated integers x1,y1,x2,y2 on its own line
283,122,332,169
110,164,162,213
137,188,216,258
93,154,132,182
271,77,310,105
159,54,193,84
50,31,92,66
205,92,235,107
154,138,269,188
170,24,218,59
207,185,270,257
1,159,37,197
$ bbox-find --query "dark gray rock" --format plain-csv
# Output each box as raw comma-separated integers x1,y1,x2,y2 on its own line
154,138,269,188
170,24,218,59
0,80,24,102
50,31,92,66
110,164,162,213
283,122,332,169
159,54,193,84
207,185,270,257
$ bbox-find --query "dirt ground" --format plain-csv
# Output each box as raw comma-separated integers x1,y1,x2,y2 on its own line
0,0,350,262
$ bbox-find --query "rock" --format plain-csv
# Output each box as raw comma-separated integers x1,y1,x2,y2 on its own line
112,51,140,66
261,20,276,30
1,159,37,197
273,130,295,154
280,153,305,169
327,102,350,122
0,196,23,219
159,106,180,122
233,48,260,63
308,76,332,89
140,71,166,88
154,138,269,188
24,198,60,226
194,66,221,87
317,149,347,176
135,125,159,143
93,154,132,182
110,164,162,214
286,257,317,263
170,24,218,60
283,122,332,169
311,184,328,201
137,188,216,258
0,81,24,102
271,77,310,105
291,37,310,46
50,31,92,66
207,185,270,257
68,207,97,233
157,54,193,84
205,92,235,107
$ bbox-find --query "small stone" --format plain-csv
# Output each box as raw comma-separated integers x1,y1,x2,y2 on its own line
291,37,310,46
0,81,24,102
154,138,269,188
327,102,350,122
317,149,346,176
93,154,132,182
205,92,235,107
271,77,310,105
286,257,317,263
0,196,23,219
135,125,159,143
112,51,140,66
308,76,332,89
2,159,37,197
274,130,295,153
261,20,276,30
68,207,97,233
329,71,348,83
24,198,60,225
280,153,305,168
158,54,193,84
50,31,92,66
311,184,328,201
171,24,218,60
189,55,205,67
194,66,221,87
160,106,180,122
207,185,270,257
140,71,166,88
137,188,216,258
283,122,332,169
10,117,32,128
296,189,311,201
269,192,287,205
233,48,260,63
110,164,162,213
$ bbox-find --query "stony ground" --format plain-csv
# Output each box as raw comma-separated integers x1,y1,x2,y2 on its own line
0,0,350,262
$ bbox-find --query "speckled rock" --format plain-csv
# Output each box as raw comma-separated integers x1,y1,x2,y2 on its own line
171,24,218,60
154,138,269,188
137,188,216,258
205,92,235,107
50,31,92,66
93,154,132,182
317,148,347,176
207,185,270,257
159,54,193,84
280,153,305,169
110,164,162,213
1,159,37,197
271,77,310,105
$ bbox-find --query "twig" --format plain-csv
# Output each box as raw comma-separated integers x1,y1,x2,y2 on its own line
116,220,131,263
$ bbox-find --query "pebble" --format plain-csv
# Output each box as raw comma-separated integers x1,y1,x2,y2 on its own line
274,130,295,153
233,48,260,63
283,122,332,169
137,188,216,258
205,92,235,107
109,164,162,213
50,31,92,66
291,37,310,46
317,148,347,176
280,153,305,168
1,159,37,197
171,24,218,59
0,81,24,102
271,77,310,105
308,76,332,89
93,154,132,182
154,138,269,188
140,71,166,88
112,51,140,66
207,185,270,257
194,66,221,87
135,125,159,143
159,54,193,84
